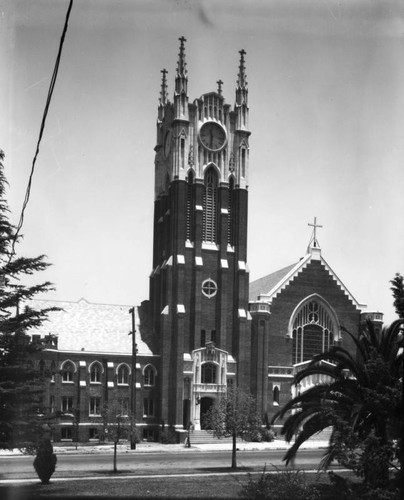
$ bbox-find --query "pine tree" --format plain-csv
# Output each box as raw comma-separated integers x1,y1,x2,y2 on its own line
0,149,58,451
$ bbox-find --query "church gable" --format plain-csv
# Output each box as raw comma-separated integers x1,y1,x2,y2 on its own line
261,259,363,368
251,252,365,313
270,259,362,327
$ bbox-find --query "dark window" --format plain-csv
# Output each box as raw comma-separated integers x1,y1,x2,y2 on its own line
144,366,155,387
211,330,217,344
89,428,99,440
50,361,56,382
273,386,280,406
62,362,74,383
61,427,72,440
201,363,217,384
117,365,129,385
143,398,155,417
90,363,102,383
61,396,73,413
89,397,101,416
49,395,55,413
241,148,246,177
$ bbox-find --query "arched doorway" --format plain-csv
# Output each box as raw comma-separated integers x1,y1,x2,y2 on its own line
200,397,214,429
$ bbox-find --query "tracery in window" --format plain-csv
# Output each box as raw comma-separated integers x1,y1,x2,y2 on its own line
117,364,129,385
292,298,337,364
61,361,75,383
202,279,218,298
90,362,102,383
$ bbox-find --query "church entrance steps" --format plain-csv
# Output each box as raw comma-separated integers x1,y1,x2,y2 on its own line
189,430,235,445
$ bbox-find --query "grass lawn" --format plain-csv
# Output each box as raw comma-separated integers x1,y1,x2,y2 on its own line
0,471,358,500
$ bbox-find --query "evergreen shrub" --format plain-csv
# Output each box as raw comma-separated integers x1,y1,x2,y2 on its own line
33,439,57,484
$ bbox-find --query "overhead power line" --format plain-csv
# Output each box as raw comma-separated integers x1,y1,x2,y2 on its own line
10,0,74,259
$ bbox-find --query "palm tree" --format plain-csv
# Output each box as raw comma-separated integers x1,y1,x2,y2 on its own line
272,319,403,489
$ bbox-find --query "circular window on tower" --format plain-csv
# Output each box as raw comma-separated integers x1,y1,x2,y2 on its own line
202,279,218,298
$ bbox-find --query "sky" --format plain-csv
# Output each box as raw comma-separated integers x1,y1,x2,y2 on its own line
1,0,403,324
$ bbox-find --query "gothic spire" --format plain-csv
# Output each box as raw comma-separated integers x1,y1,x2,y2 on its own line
159,68,168,106
235,49,248,106
177,36,187,78
237,49,247,88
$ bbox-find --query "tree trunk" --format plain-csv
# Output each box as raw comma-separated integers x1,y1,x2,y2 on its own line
113,441,117,473
231,431,237,469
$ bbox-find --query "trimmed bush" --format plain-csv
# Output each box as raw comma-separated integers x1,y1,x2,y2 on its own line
33,439,57,484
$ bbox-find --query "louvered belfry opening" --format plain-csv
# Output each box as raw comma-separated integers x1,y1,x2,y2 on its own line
186,170,194,241
203,166,218,243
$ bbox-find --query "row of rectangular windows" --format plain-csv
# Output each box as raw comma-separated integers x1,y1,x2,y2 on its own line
53,396,155,417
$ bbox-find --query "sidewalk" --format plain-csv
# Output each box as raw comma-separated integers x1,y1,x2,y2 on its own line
0,438,329,456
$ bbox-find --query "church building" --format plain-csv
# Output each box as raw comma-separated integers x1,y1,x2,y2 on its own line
30,39,382,442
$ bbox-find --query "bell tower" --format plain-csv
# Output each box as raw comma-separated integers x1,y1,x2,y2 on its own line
149,38,251,428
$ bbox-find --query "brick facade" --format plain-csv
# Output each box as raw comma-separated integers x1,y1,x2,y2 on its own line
26,41,376,442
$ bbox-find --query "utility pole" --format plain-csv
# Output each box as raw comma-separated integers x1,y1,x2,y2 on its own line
129,307,137,449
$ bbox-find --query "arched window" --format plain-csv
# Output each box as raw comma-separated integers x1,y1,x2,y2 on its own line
201,363,217,384
90,362,102,383
273,386,280,406
292,298,337,365
241,148,246,178
144,365,156,387
186,171,194,241
61,361,75,383
228,176,235,246
117,364,129,385
203,167,218,243
50,360,56,382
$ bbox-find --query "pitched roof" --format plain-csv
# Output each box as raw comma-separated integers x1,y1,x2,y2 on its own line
249,263,298,302
27,298,152,355
249,248,366,310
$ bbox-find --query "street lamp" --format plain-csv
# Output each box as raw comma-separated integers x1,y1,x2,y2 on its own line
128,307,137,450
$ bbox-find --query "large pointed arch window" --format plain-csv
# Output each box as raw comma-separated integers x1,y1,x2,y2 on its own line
292,298,337,365
203,166,218,243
